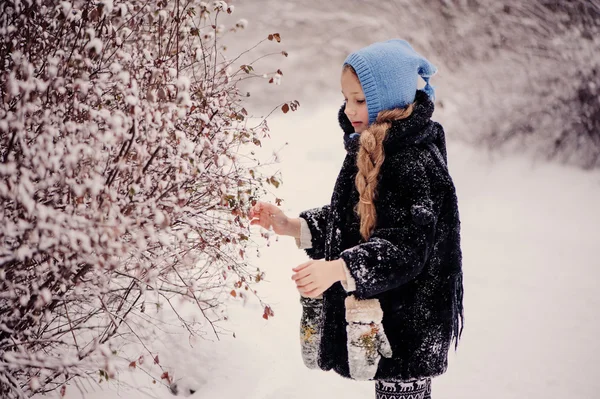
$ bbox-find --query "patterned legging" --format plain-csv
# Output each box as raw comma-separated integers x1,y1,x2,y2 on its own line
375,378,432,399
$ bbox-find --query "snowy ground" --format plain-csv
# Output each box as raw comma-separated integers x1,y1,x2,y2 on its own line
52,100,600,399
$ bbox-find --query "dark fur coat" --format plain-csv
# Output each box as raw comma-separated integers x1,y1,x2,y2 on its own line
299,91,463,381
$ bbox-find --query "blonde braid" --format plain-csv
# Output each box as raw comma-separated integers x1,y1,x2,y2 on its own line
355,106,414,240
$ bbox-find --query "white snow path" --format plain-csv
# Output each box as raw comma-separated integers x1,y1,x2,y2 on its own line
56,103,600,399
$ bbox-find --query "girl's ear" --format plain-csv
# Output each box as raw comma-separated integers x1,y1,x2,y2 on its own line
338,103,354,134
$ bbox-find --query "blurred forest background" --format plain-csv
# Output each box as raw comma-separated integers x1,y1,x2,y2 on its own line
229,0,600,168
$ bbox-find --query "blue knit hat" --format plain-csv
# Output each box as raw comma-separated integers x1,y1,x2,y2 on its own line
343,39,437,125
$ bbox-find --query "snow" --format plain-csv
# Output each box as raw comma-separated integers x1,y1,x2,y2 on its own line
236,19,248,29
213,1,228,11
59,2,73,17
85,38,103,54
176,76,191,91
47,99,600,399
101,0,115,15
272,73,282,85
39,288,52,305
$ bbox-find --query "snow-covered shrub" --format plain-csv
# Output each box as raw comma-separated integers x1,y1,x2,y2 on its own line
0,0,297,397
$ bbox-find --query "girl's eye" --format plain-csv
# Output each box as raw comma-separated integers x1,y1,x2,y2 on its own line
357,99,365,104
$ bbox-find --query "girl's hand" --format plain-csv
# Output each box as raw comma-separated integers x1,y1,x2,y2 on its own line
249,201,297,237
292,259,346,298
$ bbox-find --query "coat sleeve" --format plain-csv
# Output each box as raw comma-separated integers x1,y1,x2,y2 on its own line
298,205,331,260
339,150,438,299
294,218,314,249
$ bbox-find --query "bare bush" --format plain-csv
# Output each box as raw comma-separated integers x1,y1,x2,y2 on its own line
0,0,297,397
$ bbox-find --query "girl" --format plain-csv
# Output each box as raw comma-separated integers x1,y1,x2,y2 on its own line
250,39,463,399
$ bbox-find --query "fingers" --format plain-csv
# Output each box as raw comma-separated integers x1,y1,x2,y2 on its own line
292,261,312,273
250,201,281,231
249,202,273,230
252,201,282,218
293,265,316,295
250,216,268,229
297,283,319,297
249,201,262,219
297,281,317,294
249,201,263,218
303,287,322,298
252,201,274,215
294,275,312,287
291,268,311,282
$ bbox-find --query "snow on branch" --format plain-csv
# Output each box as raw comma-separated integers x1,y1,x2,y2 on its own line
0,0,298,396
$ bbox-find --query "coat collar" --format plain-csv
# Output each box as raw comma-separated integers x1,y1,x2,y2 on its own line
339,90,436,154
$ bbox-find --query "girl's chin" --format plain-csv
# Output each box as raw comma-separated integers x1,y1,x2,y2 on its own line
352,122,367,133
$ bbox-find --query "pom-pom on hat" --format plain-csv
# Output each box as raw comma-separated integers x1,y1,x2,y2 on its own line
343,39,437,125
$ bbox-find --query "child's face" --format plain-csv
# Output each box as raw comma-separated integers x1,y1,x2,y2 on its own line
341,69,369,133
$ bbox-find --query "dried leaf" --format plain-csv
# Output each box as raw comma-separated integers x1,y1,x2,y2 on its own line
263,305,275,320
230,290,237,297
160,372,171,384
282,51,288,57
281,104,289,114
129,361,136,369
240,65,254,74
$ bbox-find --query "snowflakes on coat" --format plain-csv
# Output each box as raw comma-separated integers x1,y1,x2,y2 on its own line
298,91,463,381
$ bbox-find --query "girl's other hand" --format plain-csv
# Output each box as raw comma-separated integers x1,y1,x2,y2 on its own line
250,201,297,237
292,259,346,298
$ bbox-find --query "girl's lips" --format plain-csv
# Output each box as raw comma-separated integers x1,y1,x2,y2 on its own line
351,121,362,125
